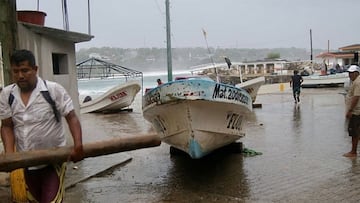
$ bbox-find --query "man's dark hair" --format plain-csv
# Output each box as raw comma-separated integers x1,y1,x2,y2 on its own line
10,49,36,67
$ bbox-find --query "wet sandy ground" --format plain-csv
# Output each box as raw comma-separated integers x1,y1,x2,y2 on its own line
2,87,360,202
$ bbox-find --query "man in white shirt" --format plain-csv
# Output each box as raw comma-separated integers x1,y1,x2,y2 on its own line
0,49,84,202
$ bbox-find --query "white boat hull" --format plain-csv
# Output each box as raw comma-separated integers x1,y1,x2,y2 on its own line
236,76,265,103
80,80,141,113
143,79,252,158
301,73,348,88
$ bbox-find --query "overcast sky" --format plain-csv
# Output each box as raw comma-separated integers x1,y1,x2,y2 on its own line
16,0,360,50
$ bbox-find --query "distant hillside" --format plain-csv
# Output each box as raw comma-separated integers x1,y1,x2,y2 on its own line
76,47,328,72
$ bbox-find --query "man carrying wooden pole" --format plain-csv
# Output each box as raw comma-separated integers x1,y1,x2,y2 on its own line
0,49,161,202
1,49,85,202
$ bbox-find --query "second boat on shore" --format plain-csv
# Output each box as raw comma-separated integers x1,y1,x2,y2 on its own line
77,57,143,113
301,72,348,88
236,76,265,103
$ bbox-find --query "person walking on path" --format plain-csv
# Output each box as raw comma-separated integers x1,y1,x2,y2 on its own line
0,49,84,202
343,65,360,158
290,70,303,103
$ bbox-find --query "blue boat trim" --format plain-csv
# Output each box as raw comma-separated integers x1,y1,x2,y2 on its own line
189,138,207,159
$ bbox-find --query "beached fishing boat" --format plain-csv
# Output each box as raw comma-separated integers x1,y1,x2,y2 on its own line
77,57,143,113
236,76,265,103
142,76,252,158
80,80,141,113
301,72,348,88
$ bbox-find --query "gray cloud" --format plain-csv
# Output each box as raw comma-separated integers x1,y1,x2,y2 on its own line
16,0,360,50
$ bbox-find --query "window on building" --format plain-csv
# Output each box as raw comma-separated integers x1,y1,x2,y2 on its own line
52,53,68,74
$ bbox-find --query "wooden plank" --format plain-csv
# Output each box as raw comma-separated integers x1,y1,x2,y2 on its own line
0,134,160,172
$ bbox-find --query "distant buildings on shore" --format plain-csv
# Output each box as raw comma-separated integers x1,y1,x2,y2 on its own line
316,44,360,68
191,43,359,78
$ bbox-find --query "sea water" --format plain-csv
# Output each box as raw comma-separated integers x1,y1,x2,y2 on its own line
77,70,191,103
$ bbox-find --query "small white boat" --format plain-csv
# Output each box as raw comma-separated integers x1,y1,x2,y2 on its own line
76,57,143,114
142,77,252,159
236,76,265,103
301,72,348,88
80,80,141,113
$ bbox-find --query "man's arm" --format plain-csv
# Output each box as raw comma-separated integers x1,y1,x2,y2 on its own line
65,110,84,162
1,118,15,153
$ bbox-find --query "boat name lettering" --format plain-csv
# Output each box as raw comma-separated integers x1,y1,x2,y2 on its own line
212,84,249,104
110,91,127,101
226,113,243,131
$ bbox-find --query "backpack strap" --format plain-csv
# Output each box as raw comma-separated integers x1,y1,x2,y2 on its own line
41,80,61,122
8,84,16,106
8,93,15,106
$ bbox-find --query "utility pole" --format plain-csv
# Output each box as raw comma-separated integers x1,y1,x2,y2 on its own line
0,0,18,85
309,29,313,72
165,0,172,82
87,0,91,35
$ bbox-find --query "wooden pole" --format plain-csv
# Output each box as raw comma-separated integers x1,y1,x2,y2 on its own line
0,0,18,86
0,134,161,172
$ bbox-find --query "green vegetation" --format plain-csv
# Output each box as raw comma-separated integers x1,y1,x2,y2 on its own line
266,52,280,59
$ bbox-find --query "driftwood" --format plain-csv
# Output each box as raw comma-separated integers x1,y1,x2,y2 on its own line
0,134,161,172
